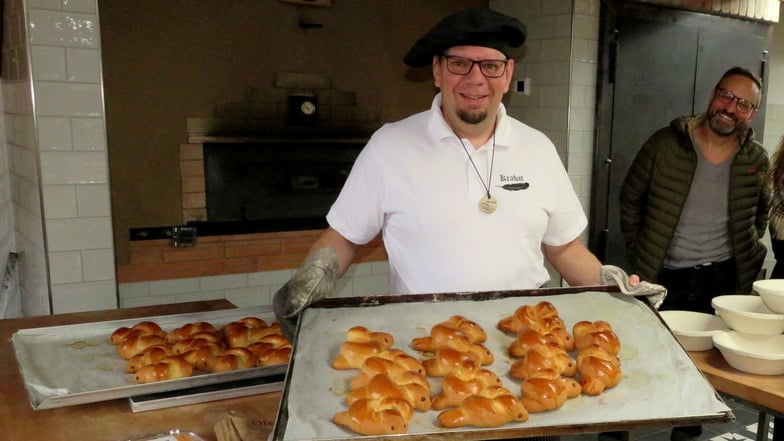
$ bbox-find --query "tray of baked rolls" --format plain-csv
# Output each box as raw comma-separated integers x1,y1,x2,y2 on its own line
271,286,733,441
11,305,290,410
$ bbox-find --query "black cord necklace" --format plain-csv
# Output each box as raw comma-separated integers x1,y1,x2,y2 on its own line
456,120,497,214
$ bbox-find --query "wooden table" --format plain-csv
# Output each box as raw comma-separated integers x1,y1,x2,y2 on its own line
688,349,784,441
0,300,282,441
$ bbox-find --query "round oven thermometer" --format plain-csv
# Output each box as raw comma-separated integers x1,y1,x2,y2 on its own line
300,100,317,116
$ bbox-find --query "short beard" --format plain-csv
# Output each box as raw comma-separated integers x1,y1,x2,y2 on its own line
707,110,747,137
457,109,488,125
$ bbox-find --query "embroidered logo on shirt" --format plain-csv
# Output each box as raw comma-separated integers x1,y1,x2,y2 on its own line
497,174,530,191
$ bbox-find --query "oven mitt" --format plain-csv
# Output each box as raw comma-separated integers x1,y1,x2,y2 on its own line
600,264,667,309
273,247,339,340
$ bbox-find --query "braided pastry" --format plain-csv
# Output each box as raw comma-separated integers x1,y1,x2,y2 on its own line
117,334,167,360
333,397,413,435
350,356,423,390
437,386,528,428
134,355,193,383
224,323,284,348
422,348,481,377
110,321,166,345
411,324,493,365
221,317,267,335
509,343,576,380
205,347,258,372
172,332,223,354
509,327,564,358
166,321,217,344
180,342,224,369
375,349,425,376
442,315,487,343
249,335,293,367
577,346,622,395
345,326,395,347
125,344,173,373
346,373,432,411
519,369,580,413
497,302,574,350
431,367,502,410
572,320,621,355
332,340,391,370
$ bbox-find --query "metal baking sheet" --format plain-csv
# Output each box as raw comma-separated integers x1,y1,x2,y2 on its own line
12,305,287,410
272,287,733,441
128,374,285,412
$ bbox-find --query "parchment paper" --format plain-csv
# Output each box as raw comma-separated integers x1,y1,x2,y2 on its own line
280,291,730,440
12,305,283,409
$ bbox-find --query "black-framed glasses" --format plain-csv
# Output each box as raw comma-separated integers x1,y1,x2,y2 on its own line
441,55,508,78
714,87,757,113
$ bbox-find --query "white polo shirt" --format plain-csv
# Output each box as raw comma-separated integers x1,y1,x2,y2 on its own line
327,94,587,294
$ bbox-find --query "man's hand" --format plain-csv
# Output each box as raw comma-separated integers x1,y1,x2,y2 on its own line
600,265,666,309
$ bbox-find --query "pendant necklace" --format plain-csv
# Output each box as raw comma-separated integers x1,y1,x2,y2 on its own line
456,122,497,214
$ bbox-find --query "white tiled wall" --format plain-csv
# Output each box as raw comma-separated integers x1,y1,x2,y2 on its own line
118,260,390,309
0,0,117,316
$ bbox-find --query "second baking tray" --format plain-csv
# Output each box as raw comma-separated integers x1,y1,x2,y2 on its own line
272,286,733,441
12,305,286,410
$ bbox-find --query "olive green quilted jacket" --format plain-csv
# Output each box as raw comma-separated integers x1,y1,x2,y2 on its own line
619,115,770,293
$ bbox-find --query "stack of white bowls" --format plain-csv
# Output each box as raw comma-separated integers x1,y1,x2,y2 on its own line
708,280,784,375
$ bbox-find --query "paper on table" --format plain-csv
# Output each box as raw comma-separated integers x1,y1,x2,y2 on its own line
281,291,730,440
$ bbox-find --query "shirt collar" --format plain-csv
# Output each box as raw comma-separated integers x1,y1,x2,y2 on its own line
427,92,511,149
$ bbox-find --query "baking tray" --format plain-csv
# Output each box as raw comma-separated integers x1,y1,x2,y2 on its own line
128,374,285,412
272,286,733,441
12,305,287,410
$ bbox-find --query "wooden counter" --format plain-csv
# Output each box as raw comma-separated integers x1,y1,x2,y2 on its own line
688,348,784,441
0,300,282,441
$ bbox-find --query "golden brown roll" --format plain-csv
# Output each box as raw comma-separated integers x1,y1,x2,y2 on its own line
422,348,480,377
125,344,173,373
576,346,622,395
346,373,432,412
110,321,165,345
172,332,223,354
205,347,257,372
332,397,412,436
134,355,193,383
332,340,389,370
166,321,217,345
509,343,576,380
572,320,621,355
350,356,421,390
181,342,224,370
117,334,166,360
411,324,493,365
437,386,528,428
431,367,502,410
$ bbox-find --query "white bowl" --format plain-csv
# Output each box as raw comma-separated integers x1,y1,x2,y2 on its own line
753,279,784,313
659,310,730,351
712,331,784,375
711,295,784,335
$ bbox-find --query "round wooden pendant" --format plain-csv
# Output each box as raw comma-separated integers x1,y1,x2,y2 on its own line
479,195,498,214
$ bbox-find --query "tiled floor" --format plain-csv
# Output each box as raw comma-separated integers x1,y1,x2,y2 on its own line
562,393,775,441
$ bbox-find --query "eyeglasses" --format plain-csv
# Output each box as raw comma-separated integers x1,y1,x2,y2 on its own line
441,55,508,78
714,87,757,113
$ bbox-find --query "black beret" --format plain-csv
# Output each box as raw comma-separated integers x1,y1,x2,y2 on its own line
404,8,527,67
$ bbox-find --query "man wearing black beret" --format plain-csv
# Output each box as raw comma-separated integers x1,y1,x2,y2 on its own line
275,3,646,384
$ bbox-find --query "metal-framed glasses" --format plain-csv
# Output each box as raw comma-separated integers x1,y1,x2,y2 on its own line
441,55,508,78
714,87,757,113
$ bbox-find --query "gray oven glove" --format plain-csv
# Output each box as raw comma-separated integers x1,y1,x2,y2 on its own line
273,247,339,341
599,264,668,309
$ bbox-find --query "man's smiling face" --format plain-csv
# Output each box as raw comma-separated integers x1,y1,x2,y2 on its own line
433,45,514,133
